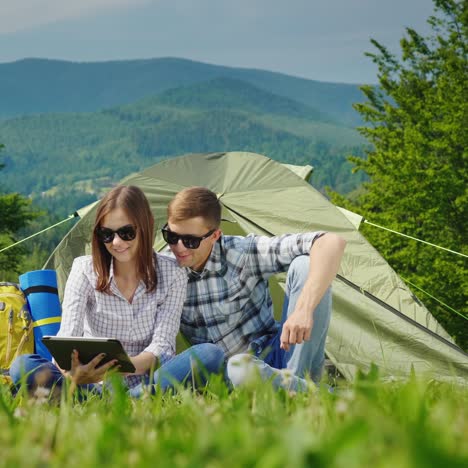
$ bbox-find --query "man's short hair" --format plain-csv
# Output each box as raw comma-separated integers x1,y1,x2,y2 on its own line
168,187,221,229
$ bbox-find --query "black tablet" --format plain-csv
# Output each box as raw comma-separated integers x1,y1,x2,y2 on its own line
41,336,136,373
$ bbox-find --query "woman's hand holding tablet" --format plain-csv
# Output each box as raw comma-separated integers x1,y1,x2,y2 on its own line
41,336,136,374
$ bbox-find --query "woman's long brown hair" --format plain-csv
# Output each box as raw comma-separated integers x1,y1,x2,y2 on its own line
91,185,157,293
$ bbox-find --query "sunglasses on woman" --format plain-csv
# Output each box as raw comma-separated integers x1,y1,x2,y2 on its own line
96,224,137,243
161,223,215,249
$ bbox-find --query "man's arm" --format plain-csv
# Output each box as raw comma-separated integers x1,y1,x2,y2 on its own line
280,232,346,351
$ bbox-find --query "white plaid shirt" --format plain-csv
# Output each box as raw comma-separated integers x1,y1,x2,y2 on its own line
178,233,323,358
58,253,187,388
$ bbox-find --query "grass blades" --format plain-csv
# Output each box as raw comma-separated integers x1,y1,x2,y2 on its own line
0,370,467,468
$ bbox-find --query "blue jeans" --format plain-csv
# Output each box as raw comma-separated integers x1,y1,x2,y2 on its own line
227,255,332,392
10,343,225,398
129,343,225,397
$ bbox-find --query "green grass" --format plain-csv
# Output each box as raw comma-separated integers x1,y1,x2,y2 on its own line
1,370,467,467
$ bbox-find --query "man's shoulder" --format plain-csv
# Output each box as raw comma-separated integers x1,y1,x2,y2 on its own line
223,232,322,257
222,233,301,256
222,234,255,251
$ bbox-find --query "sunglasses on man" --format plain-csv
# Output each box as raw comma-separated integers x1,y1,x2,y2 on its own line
96,224,137,244
161,224,215,249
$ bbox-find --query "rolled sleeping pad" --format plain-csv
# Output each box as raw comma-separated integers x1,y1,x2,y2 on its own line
19,270,62,361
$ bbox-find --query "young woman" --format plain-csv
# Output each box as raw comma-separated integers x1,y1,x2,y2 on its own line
11,185,224,397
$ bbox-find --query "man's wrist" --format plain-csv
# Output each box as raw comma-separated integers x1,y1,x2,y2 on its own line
294,295,318,317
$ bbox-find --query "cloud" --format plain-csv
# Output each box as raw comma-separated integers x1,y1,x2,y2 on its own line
0,0,435,83
0,0,151,34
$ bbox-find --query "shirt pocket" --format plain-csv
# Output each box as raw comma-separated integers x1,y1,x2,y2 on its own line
214,278,250,327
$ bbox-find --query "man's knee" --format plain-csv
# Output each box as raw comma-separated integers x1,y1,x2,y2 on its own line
286,255,310,287
286,256,333,308
190,343,225,373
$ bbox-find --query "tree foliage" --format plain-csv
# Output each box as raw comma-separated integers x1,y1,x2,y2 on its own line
0,144,40,279
333,0,467,348
0,79,365,200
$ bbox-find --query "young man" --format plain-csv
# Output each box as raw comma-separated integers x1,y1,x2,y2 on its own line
163,187,346,391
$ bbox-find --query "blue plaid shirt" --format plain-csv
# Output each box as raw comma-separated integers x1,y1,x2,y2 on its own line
179,233,323,357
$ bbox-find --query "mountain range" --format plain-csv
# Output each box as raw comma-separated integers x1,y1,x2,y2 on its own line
0,57,368,218
0,57,364,126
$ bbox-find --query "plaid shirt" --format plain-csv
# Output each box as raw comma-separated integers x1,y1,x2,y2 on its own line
179,233,323,358
58,254,187,388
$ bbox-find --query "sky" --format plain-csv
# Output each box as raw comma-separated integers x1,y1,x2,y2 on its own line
0,0,436,84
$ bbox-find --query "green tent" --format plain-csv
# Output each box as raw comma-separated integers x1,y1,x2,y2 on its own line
45,152,468,384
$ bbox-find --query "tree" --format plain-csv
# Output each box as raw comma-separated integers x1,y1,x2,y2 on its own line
332,0,467,348
0,144,40,279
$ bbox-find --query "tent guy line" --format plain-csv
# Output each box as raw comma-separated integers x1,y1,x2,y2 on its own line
400,276,468,322
0,207,465,259
364,220,468,259
0,214,78,254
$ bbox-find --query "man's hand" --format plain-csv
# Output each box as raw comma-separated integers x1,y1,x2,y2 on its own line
280,311,313,351
68,350,118,385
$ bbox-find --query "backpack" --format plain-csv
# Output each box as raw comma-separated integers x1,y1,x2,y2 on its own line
0,283,34,378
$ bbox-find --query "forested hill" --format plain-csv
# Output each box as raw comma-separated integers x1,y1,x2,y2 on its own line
147,77,332,122
0,77,366,217
0,57,364,126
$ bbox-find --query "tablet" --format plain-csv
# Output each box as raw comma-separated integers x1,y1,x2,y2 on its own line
41,336,136,373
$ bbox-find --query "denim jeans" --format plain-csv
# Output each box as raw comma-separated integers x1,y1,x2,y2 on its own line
10,343,225,399
227,255,332,392
129,343,225,397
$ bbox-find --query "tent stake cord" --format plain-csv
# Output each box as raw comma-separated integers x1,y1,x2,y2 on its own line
400,275,468,321
364,220,467,258
0,214,77,254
